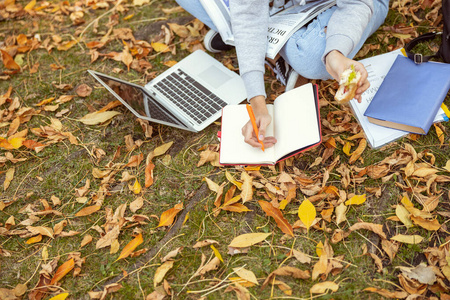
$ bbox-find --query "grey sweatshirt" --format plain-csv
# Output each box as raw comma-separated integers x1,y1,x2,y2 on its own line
229,0,374,100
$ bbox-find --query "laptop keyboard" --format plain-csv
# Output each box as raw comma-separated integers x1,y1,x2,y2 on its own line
153,69,227,125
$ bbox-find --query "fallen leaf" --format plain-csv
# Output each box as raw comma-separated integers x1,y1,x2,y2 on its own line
310,281,339,294
116,233,143,261
3,167,14,191
298,199,316,231
363,287,408,298
154,141,173,156
151,42,170,53
26,234,42,244
349,139,366,164
211,245,224,263
78,111,121,125
75,205,101,217
50,258,75,285
395,204,413,228
345,194,366,205
76,84,92,97
154,260,174,287
157,203,183,227
390,234,424,244
259,200,294,237
228,233,271,248
130,197,144,213
193,239,219,248
48,292,69,300
335,203,347,225
410,215,441,231
199,257,221,275
1,50,20,70
233,267,258,285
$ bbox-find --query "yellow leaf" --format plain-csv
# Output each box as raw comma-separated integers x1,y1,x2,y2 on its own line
390,234,424,244
349,138,367,164
163,60,177,67
157,203,183,227
316,241,324,257
8,137,25,149
395,205,413,228
210,245,223,263
26,234,42,244
154,141,173,156
57,40,78,51
298,199,316,230
401,195,414,207
78,111,121,125
48,293,69,300
116,233,143,261
50,258,75,285
343,141,352,156
434,124,445,145
444,160,450,172
310,281,339,294
345,194,366,205
153,260,174,287
24,0,36,11
226,171,242,189
35,97,55,106
132,179,141,194
229,232,272,248
232,267,258,285
151,42,170,53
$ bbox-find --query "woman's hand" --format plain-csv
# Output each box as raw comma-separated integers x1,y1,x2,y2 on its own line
325,50,370,103
241,95,277,149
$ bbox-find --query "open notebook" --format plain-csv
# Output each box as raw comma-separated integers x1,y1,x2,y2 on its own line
220,83,322,165
89,50,247,132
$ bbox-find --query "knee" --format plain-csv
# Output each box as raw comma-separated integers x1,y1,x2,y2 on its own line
284,51,330,80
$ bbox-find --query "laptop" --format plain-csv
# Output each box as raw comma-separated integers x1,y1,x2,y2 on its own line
88,50,247,132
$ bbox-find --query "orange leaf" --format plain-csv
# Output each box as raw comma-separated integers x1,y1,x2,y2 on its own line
145,162,155,187
157,203,183,227
24,0,36,11
57,40,78,51
258,200,294,237
75,205,101,217
1,50,20,70
50,258,75,285
349,138,367,164
26,234,42,244
434,124,444,145
116,233,143,261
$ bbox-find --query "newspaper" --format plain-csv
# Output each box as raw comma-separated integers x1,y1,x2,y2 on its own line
199,0,336,59
349,49,448,149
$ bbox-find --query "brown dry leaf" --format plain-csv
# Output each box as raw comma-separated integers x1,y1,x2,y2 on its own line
76,84,92,97
153,260,174,287
199,257,221,275
157,203,183,227
398,273,427,295
240,172,253,203
27,226,54,238
130,197,144,213
349,222,386,239
258,200,294,237
411,167,439,178
310,281,339,294
75,205,101,217
291,249,311,264
1,49,20,70
224,283,251,300
193,239,219,248
116,233,143,261
81,235,93,248
363,287,408,298
335,203,347,225
161,247,183,262
167,23,190,38
145,161,155,188
312,252,328,280
50,258,75,285
228,233,271,248
57,40,78,51
349,139,366,164
262,266,310,289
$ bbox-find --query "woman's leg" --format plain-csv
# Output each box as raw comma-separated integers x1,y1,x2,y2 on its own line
281,0,389,80
175,0,218,31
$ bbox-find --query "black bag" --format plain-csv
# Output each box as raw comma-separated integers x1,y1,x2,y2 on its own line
405,0,450,63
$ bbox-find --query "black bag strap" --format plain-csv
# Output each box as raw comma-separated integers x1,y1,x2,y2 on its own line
404,32,441,64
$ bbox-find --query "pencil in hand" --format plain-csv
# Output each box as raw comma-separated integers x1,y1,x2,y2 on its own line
246,104,265,151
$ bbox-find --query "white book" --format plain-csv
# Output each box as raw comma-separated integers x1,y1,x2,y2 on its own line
219,83,322,165
349,49,448,149
199,0,336,59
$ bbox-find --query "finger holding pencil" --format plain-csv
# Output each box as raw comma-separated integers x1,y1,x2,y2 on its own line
242,104,277,150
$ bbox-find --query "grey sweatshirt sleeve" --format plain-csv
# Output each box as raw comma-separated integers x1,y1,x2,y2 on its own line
230,0,270,100
323,0,374,61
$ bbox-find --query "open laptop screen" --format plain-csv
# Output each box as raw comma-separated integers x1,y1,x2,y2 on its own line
94,74,184,126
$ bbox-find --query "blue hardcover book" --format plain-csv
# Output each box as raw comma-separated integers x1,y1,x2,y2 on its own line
364,55,450,134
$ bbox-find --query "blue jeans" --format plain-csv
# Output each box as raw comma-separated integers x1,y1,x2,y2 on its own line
175,0,389,80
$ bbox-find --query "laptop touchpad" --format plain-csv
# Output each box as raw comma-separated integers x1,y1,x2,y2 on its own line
198,65,231,89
